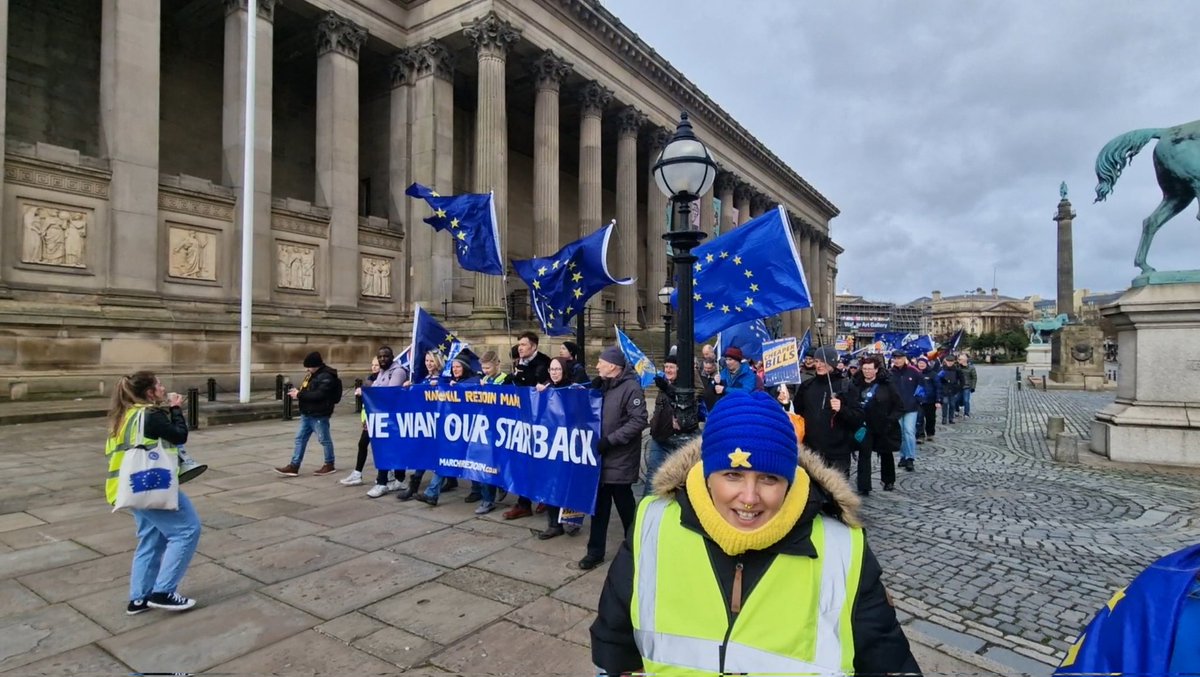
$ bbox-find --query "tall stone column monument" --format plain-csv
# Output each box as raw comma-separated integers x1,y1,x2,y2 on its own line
1049,184,1105,386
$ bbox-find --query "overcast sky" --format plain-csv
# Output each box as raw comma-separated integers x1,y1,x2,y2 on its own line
603,0,1200,304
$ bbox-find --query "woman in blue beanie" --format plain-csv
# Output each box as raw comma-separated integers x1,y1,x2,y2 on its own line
590,390,919,676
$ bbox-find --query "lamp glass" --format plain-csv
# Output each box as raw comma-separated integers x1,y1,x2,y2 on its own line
658,286,674,306
654,140,716,199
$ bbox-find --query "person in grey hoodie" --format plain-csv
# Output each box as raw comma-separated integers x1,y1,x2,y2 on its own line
579,345,648,571
360,345,410,497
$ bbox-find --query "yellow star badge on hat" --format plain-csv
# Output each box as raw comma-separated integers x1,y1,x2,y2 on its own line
728,448,752,468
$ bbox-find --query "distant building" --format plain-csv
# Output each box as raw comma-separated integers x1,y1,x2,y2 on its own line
1028,289,1122,321
928,288,1031,337
835,291,930,346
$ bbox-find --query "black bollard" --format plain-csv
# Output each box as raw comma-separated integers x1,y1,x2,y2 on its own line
354,378,363,414
1017,380,1022,391
282,382,293,420
1015,366,1020,382
275,374,284,400
207,377,217,402
1042,375,1048,391
186,387,200,430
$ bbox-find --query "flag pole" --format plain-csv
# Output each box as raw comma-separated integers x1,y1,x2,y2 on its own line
237,6,257,403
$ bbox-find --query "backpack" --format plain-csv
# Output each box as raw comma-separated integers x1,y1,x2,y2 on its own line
330,375,344,404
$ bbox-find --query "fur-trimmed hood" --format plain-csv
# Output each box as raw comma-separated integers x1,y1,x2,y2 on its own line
650,436,861,528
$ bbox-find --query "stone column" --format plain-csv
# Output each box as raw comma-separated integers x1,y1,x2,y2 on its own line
750,192,767,218
531,51,571,257
812,236,826,324
465,12,520,320
714,172,735,235
578,81,611,325
314,11,366,309
388,49,417,309
1051,193,1077,376
645,126,671,335
699,183,716,239
223,0,275,302
734,182,752,227
615,106,645,328
101,0,161,293
0,0,7,290
407,39,455,310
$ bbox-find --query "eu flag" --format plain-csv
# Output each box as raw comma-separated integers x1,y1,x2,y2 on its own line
616,327,656,388
798,329,812,360
512,222,633,336
718,319,772,362
899,334,935,358
408,305,467,382
405,183,503,275
681,207,811,341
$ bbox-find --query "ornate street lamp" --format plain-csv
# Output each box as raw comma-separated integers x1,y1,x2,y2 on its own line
654,112,717,432
815,315,826,347
658,285,675,360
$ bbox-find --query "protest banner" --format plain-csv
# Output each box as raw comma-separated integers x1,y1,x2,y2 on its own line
362,385,602,515
762,337,801,387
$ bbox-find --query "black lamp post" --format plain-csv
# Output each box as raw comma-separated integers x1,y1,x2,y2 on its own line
658,285,674,360
815,315,826,347
654,112,717,433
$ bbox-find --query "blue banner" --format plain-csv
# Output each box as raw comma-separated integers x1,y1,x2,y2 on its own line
762,337,801,387
362,385,603,515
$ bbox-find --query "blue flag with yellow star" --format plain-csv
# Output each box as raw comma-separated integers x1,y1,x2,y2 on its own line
679,206,811,341
408,304,467,383
511,222,633,336
717,319,772,362
615,326,656,388
405,183,503,275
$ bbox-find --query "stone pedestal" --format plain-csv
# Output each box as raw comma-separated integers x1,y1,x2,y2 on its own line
1050,324,1105,384
1090,283,1200,467
1025,344,1051,371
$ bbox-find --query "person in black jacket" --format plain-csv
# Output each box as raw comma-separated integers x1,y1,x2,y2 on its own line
275,351,340,477
853,356,902,495
914,356,938,451
937,355,963,425
502,331,554,520
579,346,648,571
645,356,695,498
590,391,920,675
558,340,591,384
795,346,864,477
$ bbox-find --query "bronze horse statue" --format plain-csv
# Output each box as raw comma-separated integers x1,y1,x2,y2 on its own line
1094,118,1200,274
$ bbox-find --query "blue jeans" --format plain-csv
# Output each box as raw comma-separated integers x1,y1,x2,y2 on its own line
291,415,334,468
643,438,683,498
130,492,201,601
899,411,918,461
959,389,972,416
941,395,956,424
424,472,444,500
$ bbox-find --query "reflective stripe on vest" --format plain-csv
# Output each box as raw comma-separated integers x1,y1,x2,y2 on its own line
104,406,177,505
631,497,864,676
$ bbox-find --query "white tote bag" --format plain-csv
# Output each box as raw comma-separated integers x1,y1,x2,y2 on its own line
112,409,180,512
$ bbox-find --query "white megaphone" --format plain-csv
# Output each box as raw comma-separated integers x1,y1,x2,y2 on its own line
177,446,208,484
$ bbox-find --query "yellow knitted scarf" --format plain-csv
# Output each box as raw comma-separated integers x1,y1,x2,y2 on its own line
684,461,811,556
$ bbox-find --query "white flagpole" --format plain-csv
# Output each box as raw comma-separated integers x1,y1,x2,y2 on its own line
237,7,257,403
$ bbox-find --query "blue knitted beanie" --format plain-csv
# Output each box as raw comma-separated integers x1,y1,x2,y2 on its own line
701,390,798,482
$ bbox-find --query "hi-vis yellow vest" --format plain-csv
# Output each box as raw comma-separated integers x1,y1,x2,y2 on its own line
630,498,865,676
104,405,178,505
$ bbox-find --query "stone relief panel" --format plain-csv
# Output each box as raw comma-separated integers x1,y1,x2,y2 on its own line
21,204,88,268
277,242,316,291
167,226,218,281
361,256,391,298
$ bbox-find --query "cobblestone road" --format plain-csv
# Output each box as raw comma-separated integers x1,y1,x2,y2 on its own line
860,366,1200,673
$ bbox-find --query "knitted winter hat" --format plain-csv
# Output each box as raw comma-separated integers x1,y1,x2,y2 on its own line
599,345,626,368
562,341,581,361
701,391,798,483
303,351,324,368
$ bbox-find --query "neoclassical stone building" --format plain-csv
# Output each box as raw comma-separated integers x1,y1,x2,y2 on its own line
0,0,841,398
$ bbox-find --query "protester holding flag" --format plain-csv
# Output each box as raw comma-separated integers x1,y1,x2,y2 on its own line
534,357,585,540
796,346,864,477
913,356,938,454
852,356,902,495
698,358,721,412
714,347,757,399
579,346,648,570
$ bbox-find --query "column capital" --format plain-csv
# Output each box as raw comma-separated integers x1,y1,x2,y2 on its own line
714,171,737,195
645,125,672,153
751,192,772,212
530,50,572,91
224,0,277,21
464,11,521,59
412,39,455,82
389,49,418,88
316,11,367,60
578,81,612,117
616,106,646,137
734,181,753,202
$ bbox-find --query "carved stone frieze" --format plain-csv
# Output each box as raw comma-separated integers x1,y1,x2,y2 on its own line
21,204,89,268
168,226,217,281
616,106,646,136
159,193,235,222
361,256,392,298
315,11,366,60
359,231,404,251
464,11,521,58
4,161,110,199
273,214,328,239
223,0,276,21
577,81,612,117
412,39,455,82
530,50,572,91
277,242,316,291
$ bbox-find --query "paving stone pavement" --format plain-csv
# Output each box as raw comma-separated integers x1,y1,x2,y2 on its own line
0,366,1196,675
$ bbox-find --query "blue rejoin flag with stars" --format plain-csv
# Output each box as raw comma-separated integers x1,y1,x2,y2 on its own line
718,319,772,362
408,304,467,383
405,183,503,275
512,222,633,336
680,206,811,341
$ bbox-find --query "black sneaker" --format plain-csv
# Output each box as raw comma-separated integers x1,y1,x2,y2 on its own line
464,492,482,503
147,591,196,611
415,493,438,507
883,483,895,491
538,526,565,540
126,599,150,616
577,555,604,570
